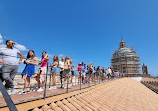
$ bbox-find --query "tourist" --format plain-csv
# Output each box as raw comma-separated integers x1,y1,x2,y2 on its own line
70,60,75,85
58,57,65,88
21,50,38,92
82,62,86,84
89,62,93,85
63,56,71,88
77,63,82,84
86,65,90,83
101,67,105,81
50,56,59,89
96,66,100,82
0,40,23,94
36,51,49,92
107,67,112,79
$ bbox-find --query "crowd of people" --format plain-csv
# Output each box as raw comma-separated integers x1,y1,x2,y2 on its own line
0,40,123,95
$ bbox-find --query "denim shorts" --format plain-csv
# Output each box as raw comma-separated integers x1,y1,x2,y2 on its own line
52,67,58,73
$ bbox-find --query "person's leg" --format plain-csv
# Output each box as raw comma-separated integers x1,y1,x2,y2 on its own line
0,68,4,82
36,74,40,88
2,65,12,90
52,72,56,86
60,71,63,88
26,76,30,91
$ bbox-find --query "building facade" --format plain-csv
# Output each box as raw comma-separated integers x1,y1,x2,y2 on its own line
111,39,140,77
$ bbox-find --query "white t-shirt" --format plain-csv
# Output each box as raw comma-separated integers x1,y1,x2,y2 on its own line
0,47,20,65
107,68,112,74
59,61,64,71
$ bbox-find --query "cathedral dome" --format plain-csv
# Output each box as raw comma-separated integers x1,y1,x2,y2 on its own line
113,47,137,58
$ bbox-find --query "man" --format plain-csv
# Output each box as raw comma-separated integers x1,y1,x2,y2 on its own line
58,57,65,88
0,40,23,94
107,67,112,79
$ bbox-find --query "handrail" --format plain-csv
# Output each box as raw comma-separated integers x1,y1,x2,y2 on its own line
0,79,18,111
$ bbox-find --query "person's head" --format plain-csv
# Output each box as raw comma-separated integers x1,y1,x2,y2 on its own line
82,62,84,65
42,51,47,58
78,63,82,66
70,60,72,64
53,56,59,62
108,67,110,69
90,62,92,66
6,40,15,48
65,56,70,62
61,57,65,62
103,67,104,69
27,50,35,59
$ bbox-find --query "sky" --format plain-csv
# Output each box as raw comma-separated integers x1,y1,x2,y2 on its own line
0,0,158,77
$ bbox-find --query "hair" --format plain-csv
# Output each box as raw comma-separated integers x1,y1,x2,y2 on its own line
65,56,70,62
78,63,82,66
42,51,47,58
6,40,11,44
27,50,35,59
90,62,92,67
53,56,59,62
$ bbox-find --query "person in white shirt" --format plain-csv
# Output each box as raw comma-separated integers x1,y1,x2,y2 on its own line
0,40,23,94
58,57,65,88
107,67,112,79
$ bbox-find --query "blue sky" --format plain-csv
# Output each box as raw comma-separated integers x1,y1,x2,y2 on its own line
0,0,158,76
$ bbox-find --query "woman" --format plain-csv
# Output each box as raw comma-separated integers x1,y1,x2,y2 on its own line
36,51,49,92
89,62,93,85
21,50,38,92
50,56,59,90
77,63,82,84
96,66,100,82
70,60,75,85
63,56,71,88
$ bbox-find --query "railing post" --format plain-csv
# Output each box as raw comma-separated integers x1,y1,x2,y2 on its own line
0,79,18,111
49,68,52,88
80,71,81,90
43,64,49,100
66,66,69,93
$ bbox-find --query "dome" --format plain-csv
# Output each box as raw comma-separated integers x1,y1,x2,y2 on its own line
112,47,137,58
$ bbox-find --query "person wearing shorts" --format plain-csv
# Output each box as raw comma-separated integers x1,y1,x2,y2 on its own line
59,57,65,88
50,56,59,90
36,51,49,92
70,60,75,85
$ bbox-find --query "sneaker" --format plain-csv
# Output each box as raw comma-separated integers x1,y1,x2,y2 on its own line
53,86,57,90
11,88,16,95
37,88,43,92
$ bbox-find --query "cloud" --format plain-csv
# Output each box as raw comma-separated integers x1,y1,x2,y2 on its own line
14,43,27,51
0,34,3,43
48,53,54,58
0,33,28,51
0,44,6,48
59,54,64,58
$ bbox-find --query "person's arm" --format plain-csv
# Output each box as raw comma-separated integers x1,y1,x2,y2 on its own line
18,53,23,64
44,54,49,61
0,58,3,64
27,57,38,65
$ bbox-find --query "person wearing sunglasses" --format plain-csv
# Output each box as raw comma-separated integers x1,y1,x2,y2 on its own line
0,40,23,94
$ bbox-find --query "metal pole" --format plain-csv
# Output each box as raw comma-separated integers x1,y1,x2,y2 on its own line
49,68,52,88
0,79,18,111
43,64,49,100
80,71,81,90
66,66,69,93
